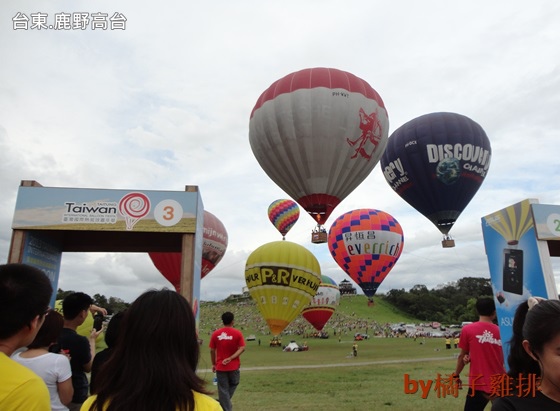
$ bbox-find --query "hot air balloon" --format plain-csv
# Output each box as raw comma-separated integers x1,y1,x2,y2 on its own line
328,209,404,303
301,275,340,331
380,112,491,247
149,210,228,291
245,240,321,336
249,67,389,243
268,199,300,240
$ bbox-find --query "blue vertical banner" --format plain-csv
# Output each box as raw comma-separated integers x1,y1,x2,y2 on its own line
21,232,62,307
481,199,558,369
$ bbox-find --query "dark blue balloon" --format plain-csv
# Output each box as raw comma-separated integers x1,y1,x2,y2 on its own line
380,112,491,236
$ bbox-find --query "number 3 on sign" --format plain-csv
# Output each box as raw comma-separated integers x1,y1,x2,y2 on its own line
154,199,183,227
546,213,560,238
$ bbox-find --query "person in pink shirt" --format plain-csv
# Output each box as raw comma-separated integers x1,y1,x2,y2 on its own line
209,312,246,411
454,297,505,410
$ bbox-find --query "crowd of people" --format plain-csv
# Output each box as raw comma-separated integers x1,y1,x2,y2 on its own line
0,263,223,411
209,308,462,345
200,299,431,341
3,263,560,410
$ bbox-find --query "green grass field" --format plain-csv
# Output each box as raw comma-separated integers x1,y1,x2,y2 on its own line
198,337,483,411
197,296,491,411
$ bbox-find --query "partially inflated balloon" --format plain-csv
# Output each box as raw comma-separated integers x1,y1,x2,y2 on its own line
250,67,389,225
328,209,404,299
149,210,228,290
268,199,300,239
380,112,491,245
245,241,321,336
301,275,340,331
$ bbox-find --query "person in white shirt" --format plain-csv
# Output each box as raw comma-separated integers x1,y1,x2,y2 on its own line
12,309,73,410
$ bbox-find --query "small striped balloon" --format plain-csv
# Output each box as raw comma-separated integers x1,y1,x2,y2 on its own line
268,199,300,239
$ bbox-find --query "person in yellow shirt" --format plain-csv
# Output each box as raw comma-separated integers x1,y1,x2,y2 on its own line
0,263,53,410
80,289,221,411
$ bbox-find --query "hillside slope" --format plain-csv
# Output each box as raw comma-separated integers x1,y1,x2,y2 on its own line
199,295,419,338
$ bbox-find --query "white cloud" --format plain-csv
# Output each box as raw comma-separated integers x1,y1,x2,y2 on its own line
1,0,559,302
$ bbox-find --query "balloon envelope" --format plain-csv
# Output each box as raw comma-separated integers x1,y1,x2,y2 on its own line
268,199,300,238
328,209,404,298
250,67,389,225
301,275,340,331
149,210,228,291
245,240,321,336
380,112,491,236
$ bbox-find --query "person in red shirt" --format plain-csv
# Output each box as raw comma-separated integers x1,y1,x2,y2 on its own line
209,311,246,411
454,297,505,410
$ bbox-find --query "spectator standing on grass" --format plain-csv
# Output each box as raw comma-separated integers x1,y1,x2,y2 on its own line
492,297,560,410
81,288,221,411
352,342,358,357
12,309,73,410
0,263,52,410
210,311,246,411
453,297,505,411
59,292,105,411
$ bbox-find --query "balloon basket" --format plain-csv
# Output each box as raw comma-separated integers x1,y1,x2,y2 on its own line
311,231,328,244
442,238,455,248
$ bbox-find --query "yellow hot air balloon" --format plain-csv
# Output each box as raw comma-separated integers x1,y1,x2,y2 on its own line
245,241,321,336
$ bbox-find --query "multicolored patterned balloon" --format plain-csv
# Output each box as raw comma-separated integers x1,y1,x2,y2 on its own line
328,209,404,299
268,199,300,239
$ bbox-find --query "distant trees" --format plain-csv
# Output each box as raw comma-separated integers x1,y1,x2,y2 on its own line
383,277,492,323
56,289,130,314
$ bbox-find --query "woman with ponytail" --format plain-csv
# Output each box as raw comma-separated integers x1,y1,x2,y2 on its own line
492,297,560,410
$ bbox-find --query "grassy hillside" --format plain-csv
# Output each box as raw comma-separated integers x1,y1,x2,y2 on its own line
334,294,419,323
199,294,419,340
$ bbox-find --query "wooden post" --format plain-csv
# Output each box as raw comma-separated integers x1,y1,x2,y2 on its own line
7,181,43,263
179,234,195,304
20,180,43,188
178,185,200,304
7,230,25,263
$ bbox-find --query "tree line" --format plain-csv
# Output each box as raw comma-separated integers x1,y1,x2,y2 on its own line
56,289,130,314
382,277,493,324
56,276,493,323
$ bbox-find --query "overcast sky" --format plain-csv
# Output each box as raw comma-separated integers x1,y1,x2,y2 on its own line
1,1,559,303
